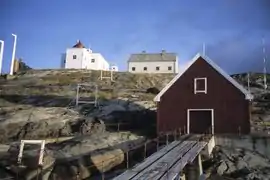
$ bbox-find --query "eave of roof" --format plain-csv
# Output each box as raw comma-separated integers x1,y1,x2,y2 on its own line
154,53,254,102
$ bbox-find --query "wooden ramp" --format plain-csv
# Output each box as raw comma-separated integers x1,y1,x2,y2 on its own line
114,139,207,180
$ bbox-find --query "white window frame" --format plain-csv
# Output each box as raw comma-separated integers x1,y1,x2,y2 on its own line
187,109,214,134
194,77,207,94
18,140,46,166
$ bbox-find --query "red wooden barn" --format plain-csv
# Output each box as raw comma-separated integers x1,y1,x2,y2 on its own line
154,53,253,135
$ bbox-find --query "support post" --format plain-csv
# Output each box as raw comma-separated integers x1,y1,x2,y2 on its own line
144,142,147,159
166,133,169,145
126,151,129,169
198,154,203,176
101,161,105,180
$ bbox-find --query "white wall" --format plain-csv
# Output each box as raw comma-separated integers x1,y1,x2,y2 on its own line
128,61,178,73
65,48,84,69
64,48,109,71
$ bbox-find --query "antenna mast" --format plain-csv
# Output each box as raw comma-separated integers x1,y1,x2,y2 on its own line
262,37,267,90
202,43,206,56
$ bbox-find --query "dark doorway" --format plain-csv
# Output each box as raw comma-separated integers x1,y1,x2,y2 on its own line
189,110,212,134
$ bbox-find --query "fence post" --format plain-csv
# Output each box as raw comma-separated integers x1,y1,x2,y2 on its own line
101,161,105,180
144,142,147,159
117,123,120,132
166,133,169,145
126,151,129,169
238,126,241,136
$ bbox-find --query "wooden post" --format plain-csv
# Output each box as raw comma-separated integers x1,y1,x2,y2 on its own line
101,161,105,180
117,123,120,132
126,151,129,169
144,142,147,159
166,133,169,145
238,126,241,136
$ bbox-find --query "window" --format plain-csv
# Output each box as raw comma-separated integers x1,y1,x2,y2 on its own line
168,66,172,70
194,77,207,94
156,66,160,71
91,59,95,63
73,55,77,59
143,67,147,71
132,67,136,71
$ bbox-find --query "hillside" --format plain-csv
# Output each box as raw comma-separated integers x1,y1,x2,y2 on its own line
0,69,270,179
0,70,270,141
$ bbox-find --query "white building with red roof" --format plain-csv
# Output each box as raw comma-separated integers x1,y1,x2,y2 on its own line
61,40,110,71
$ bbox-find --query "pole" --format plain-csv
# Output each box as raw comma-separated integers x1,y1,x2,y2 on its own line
0,40,4,75
202,43,206,56
247,72,250,92
262,37,267,90
10,34,17,75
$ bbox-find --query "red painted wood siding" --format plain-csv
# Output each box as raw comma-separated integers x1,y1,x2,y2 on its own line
157,57,251,134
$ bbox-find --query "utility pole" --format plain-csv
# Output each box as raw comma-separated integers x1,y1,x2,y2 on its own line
262,37,267,90
0,40,4,75
10,33,17,75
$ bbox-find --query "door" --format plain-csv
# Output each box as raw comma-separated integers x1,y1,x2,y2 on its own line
188,110,213,134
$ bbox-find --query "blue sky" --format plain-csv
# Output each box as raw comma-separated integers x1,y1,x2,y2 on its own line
0,0,269,74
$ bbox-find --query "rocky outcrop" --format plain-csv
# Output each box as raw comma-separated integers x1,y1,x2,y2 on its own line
0,132,145,179
209,146,270,180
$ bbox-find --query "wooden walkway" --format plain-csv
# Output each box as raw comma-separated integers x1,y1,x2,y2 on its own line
114,137,208,180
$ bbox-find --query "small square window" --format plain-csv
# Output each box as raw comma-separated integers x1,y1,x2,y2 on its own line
73,55,77,59
143,67,147,71
132,67,136,71
91,59,95,63
168,66,172,70
156,66,160,71
194,77,207,94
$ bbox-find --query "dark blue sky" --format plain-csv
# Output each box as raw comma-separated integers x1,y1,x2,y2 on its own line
0,0,269,73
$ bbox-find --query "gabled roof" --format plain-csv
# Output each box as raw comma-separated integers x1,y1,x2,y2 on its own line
73,40,85,48
128,51,177,62
154,53,253,102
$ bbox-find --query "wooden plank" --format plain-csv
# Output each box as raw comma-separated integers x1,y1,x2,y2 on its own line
160,142,207,180
134,141,197,180
188,142,207,162
113,141,181,180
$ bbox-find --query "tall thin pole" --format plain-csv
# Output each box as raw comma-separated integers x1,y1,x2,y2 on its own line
202,43,206,56
247,72,250,92
10,33,17,75
262,38,267,90
0,40,4,75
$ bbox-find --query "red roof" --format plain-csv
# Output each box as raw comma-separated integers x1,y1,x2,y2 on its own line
73,40,85,48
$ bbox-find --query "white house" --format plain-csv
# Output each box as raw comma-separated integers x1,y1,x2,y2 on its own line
61,40,110,71
128,50,178,74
